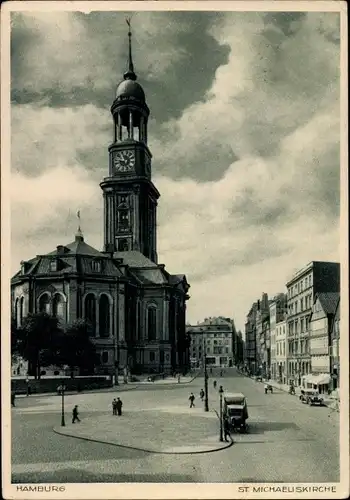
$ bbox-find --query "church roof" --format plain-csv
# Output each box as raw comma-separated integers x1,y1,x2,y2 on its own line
11,235,122,282
115,251,157,268
47,238,105,257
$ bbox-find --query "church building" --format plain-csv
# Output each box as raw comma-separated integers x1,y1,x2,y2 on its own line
11,24,190,377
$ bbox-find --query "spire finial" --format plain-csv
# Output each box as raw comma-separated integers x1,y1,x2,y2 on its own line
124,17,137,81
75,210,84,241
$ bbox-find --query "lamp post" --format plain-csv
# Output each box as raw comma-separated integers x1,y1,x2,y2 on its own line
203,335,209,412
61,380,66,427
219,385,224,441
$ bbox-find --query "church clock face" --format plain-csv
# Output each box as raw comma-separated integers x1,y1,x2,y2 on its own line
113,150,135,173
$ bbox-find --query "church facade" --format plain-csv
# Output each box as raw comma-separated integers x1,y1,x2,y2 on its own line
11,26,190,377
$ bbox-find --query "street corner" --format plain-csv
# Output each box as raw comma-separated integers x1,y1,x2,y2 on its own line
52,408,228,454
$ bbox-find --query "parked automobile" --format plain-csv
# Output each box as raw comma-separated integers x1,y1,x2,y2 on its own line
299,389,324,406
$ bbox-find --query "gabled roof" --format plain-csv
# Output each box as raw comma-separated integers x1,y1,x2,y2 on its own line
315,292,340,315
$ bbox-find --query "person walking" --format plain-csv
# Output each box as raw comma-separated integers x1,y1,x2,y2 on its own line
112,398,117,415
223,417,231,442
116,397,123,416
72,405,81,423
213,380,217,389
199,389,204,401
189,393,195,408
11,392,16,407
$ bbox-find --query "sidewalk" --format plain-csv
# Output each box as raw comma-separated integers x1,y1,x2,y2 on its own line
16,372,200,399
53,404,232,454
237,370,339,412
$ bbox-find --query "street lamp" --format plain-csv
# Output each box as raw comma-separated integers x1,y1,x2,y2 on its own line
203,335,209,412
219,385,224,442
61,380,66,427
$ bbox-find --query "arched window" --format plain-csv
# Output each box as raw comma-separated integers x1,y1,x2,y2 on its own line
19,297,25,325
38,293,50,314
147,306,157,341
99,294,110,338
15,298,20,327
85,294,96,336
52,294,65,321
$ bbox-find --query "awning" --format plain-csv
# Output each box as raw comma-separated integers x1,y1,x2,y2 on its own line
302,373,331,385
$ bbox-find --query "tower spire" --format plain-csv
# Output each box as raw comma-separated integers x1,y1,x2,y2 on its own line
124,17,137,81
75,210,84,242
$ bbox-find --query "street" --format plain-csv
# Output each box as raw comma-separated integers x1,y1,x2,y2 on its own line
11,368,339,483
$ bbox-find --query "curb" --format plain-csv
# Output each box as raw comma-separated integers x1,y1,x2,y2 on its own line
52,426,233,455
238,372,340,413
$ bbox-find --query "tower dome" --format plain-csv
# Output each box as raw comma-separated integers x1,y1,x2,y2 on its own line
116,79,145,102
115,18,145,103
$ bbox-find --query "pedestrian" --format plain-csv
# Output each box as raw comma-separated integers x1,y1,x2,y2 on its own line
213,380,217,389
220,370,223,377
11,392,16,407
223,418,231,442
112,398,117,415
72,405,80,423
199,389,204,401
116,397,123,416
189,392,195,408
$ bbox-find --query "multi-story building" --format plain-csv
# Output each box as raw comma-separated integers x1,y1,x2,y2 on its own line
275,319,287,384
186,317,234,368
286,261,340,386
330,299,340,390
307,292,339,393
255,293,270,377
244,303,258,374
270,293,287,381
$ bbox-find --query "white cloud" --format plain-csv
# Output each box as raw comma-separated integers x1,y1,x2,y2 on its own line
9,11,341,330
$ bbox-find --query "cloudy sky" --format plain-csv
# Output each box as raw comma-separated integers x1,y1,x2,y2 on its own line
9,5,342,331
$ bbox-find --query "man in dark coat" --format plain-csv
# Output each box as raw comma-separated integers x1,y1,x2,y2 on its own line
112,398,117,415
72,405,80,423
116,397,123,416
223,418,231,442
189,393,195,408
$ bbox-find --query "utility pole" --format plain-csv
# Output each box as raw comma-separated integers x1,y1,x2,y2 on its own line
203,334,209,412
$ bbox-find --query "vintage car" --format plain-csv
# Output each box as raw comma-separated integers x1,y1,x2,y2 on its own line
223,392,249,433
299,389,324,406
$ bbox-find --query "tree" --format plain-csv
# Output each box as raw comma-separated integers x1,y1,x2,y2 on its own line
18,313,63,379
56,319,98,376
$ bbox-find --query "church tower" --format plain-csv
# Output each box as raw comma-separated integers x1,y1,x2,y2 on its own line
100,20,159,263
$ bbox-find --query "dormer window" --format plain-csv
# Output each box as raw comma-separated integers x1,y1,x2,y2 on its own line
50,260,57,272
91,260,102,273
